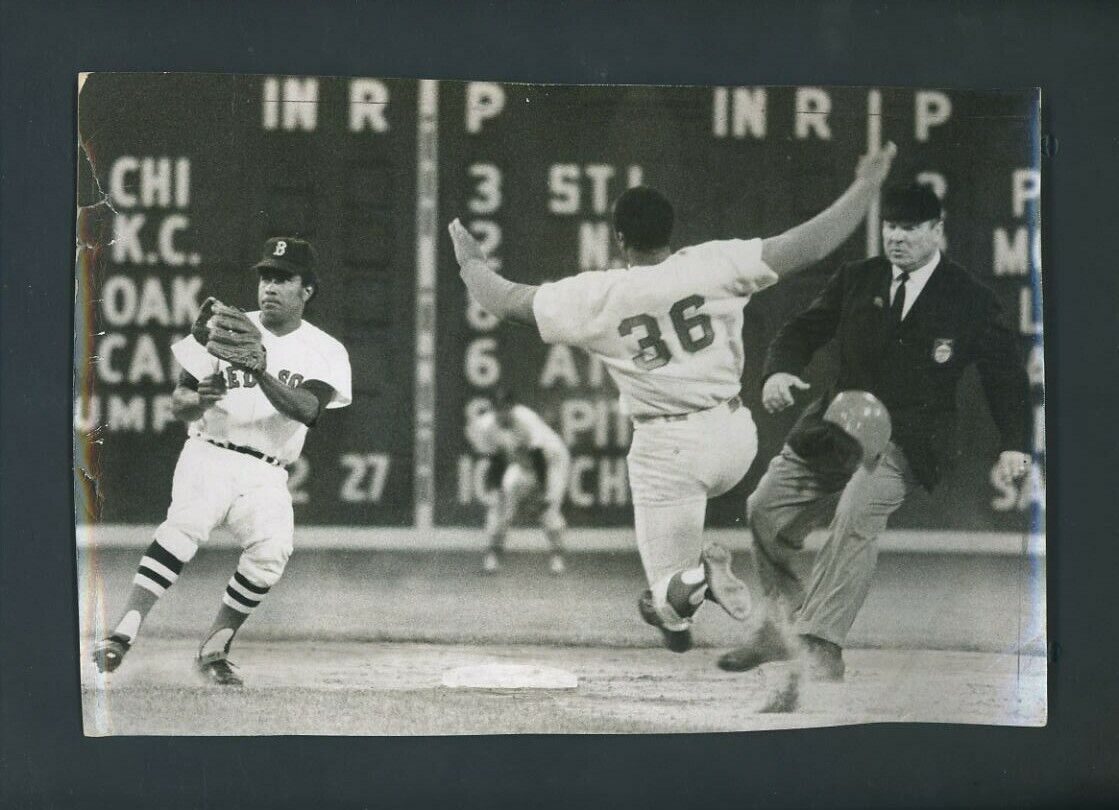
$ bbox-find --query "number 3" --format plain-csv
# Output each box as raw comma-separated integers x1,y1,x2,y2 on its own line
618,314,670,371
618,294,714,370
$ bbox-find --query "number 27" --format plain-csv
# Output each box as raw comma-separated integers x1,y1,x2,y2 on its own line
617,294,714,371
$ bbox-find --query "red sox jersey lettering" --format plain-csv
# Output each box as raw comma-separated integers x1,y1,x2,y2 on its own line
222,367,306,389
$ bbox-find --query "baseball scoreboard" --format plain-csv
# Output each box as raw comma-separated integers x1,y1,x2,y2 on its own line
75,74,1043,532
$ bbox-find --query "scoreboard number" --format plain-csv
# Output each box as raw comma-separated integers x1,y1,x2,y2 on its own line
465,337,500,387
467,221,503,262
468,163,503,214
288,454,393,505
466,298,500,331
340,453,392,503
287,456,311,504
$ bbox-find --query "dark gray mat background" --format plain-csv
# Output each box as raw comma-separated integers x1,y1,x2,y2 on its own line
3,0,1116,807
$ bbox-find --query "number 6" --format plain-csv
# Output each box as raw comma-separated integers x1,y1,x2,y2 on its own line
670,295,714,352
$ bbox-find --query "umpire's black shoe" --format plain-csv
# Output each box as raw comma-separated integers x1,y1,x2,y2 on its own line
717,617,795,673
802,634,845,682
196,651,244,687
638,590,694,653
91,634,131,673
700,543,752,621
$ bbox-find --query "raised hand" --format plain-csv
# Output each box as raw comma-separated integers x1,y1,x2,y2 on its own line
856,141,898,187
448,218,488,266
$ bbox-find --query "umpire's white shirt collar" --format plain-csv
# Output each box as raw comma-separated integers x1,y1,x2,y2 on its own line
890,250,941,319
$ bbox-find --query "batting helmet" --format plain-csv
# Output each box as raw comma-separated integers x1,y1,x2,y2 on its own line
823,391,892,468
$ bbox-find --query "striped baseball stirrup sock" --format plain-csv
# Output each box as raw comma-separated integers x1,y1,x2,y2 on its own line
222,570,271,615
112,540,188,643
199,569,272,655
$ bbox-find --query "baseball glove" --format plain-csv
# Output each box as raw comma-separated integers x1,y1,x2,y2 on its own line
191,297,267,373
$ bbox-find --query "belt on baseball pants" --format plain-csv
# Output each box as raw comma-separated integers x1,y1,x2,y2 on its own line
632,394,742,425
203,437,283,467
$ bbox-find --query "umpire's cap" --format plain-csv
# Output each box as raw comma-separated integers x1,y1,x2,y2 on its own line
881,183,942,224
254,237,319,294
823,391,892,469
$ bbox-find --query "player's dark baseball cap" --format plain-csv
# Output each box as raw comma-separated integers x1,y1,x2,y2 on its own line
881,183,942,224
254,237,319,293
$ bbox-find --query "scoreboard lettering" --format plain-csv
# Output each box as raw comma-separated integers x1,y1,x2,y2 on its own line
711,86,954,142
547,163,643,215
464,82,506,133
260,77,395,133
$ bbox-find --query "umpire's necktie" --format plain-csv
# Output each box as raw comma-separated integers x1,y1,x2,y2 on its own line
890,270,911,327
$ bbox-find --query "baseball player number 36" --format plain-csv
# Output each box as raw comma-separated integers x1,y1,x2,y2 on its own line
618,294,715,371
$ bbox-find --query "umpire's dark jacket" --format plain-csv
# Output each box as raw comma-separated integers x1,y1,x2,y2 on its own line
763,254,1030,490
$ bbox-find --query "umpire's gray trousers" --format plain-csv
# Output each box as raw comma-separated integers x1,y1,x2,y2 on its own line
747,441,918,646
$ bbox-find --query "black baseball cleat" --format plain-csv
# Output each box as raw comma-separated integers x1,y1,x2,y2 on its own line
91,635,131,673
802,634,845,682
638,590,694,653
196,651,244,687
717,617,795,673
700,543,752,621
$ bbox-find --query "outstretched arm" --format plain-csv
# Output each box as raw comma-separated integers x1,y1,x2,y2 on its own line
448,219,538,326
761,142,897,278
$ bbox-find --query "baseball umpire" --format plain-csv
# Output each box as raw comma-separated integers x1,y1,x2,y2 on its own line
91,237,352,686
718,183,1032,682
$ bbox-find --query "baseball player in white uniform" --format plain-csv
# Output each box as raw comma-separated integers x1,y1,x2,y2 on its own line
91,237,352,686
466,390,571,574
448,143,897,653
